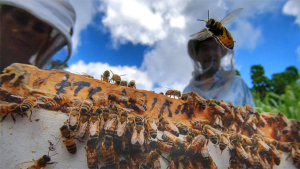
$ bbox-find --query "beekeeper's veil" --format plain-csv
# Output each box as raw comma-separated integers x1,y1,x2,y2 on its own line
187,28,236,96
0,0,76,69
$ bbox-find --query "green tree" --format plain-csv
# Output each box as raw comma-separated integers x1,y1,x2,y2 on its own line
235,69,241,76
250,65,271,99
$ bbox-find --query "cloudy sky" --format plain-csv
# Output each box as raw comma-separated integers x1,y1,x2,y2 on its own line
63,0,300,94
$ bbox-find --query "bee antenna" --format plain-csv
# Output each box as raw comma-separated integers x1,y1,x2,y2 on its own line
197,19,207,22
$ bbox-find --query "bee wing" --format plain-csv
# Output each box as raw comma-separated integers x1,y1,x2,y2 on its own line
104,118,115,130
99,117,105,131
201,144,209,158
220,8,243,25
14,161,36,169
136,128,145,145
149,121,158,131
153,159,161,169
117,121,127,137
77,121,88,138
167,121,179,133
89,121,99,136
135,103,146,111
163,130,177,141
131,128,138,144
190,29,213,40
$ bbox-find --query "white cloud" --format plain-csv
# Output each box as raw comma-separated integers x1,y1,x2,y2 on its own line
283,0,300,26
67,0,286,93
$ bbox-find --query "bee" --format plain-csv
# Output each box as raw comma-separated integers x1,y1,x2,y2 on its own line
128,96,146,112
14,155,56,169
244,116,258,136
253,136,270,154
186,134,206,156
68,107,80,131
0,102,20,123
89,109,101,140
165,90,181,98
232,141,248,163
43,96,60,110
110,70,125,85
189,92,207,110
60,124,77,154
77,111,90,139
94,93,108,107
99,107,110,134
191,8,243,49
254,112,267,127
80,99,93,115
290,143,300,165
140,150,161,169
245,104,254,114
104,113,118,137
202,124,222,144
277,141,292,152
159,117,179,137
213,114,223,128
261,112,276,125
53,94,72,105
179,156,194,169
120,80,128,87
192,119,211,129
208,102,225,114
108,93,128,105
114,111,128,151
8,94,25,103
102,135,117,168
174,122,189,135
148,140,172,153
229,155,239,169
228,122,238,133
219,133,230,154
101,70,110,82
269,144,282,166
243,146,254,167
131,116,146,153
145,117,158,139
119,159,130,169
188,128,202,138
86,139,99,169
276,112,290,127
128,80,136,88
234,106,244,125
161,131,185,154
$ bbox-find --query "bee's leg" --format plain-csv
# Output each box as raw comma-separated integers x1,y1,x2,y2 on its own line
11,113,16,123
0,114,8,122
28,110,33,122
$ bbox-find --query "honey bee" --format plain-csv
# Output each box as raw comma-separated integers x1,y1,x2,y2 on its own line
44,97,60,111
0,102,19,123
186,134,206,156
114,111,128,151
232,141,248,163
104,113,118,137
128,80,136,88
53,94,72,105
161,131,185,153
229,155,239,169
148,140,172,153
189,92,207,110
131,116,146,153
253,136,270,154
110,70,125,85
128,96,146,112
179,156,194,169
99,107,110,134
202,124,222,144
120,80,128,87
119,159,130,169
219,133,230,154
245,104,254,114
19,96,37,121
243,146,254,167
254,112,267,127
101,70,110,82
228,122,238,133
80,99,93,115
86,139,99,169
159,117,179,137
192,119,211,129
68,107,80,131
188,128,202,138
140,150,161,169
14,155,56,169
213,114,223,128
165,89,181,98
174,122,189,135
77,111,90,139
261,112,276,125
60,124,77,154
8,94,25,103
94,93,109,107
208,102,225,114
145,117,158,139
191,8,243,49
276,112,290,127
233,106,244,126
101,135,117,168
89,109,101,140
269,144,282,166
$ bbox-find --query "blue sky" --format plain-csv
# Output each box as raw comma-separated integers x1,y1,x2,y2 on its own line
65,0,300,93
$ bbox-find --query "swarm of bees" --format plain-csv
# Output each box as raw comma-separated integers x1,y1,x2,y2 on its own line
1,63,300,169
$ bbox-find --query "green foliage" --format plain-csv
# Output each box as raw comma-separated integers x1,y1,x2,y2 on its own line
250,65,271,100
253,81,300,120
235,69,241,76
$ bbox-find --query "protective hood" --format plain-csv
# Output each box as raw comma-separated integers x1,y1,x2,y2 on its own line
0,0,76,69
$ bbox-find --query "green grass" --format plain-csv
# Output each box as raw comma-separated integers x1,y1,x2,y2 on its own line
253,81,300,120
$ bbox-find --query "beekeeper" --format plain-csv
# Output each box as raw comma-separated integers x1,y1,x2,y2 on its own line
0,0,76,71
183,28,255,107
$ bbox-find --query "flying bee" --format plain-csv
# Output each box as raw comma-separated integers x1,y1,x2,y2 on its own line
165,89,181,98
174,121,189,135
140,150,161,169
159,117,180,137
128,96,146,112
192,119,211,129
0,102,20,123
102,135,118,168
191,8,243,49
60,124,77,154
14,154,56,169
110,70,125,85
145,117,158,139
80,99,93,115
186,134,206,156
219,133,230,154
101,70,110,82
104,113,118,137
68,107,80,131
120,80,128,87
89,109,101,140
128,80,136,88
86,139,99,169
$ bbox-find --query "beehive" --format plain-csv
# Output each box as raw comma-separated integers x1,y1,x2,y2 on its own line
0,63,298,169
